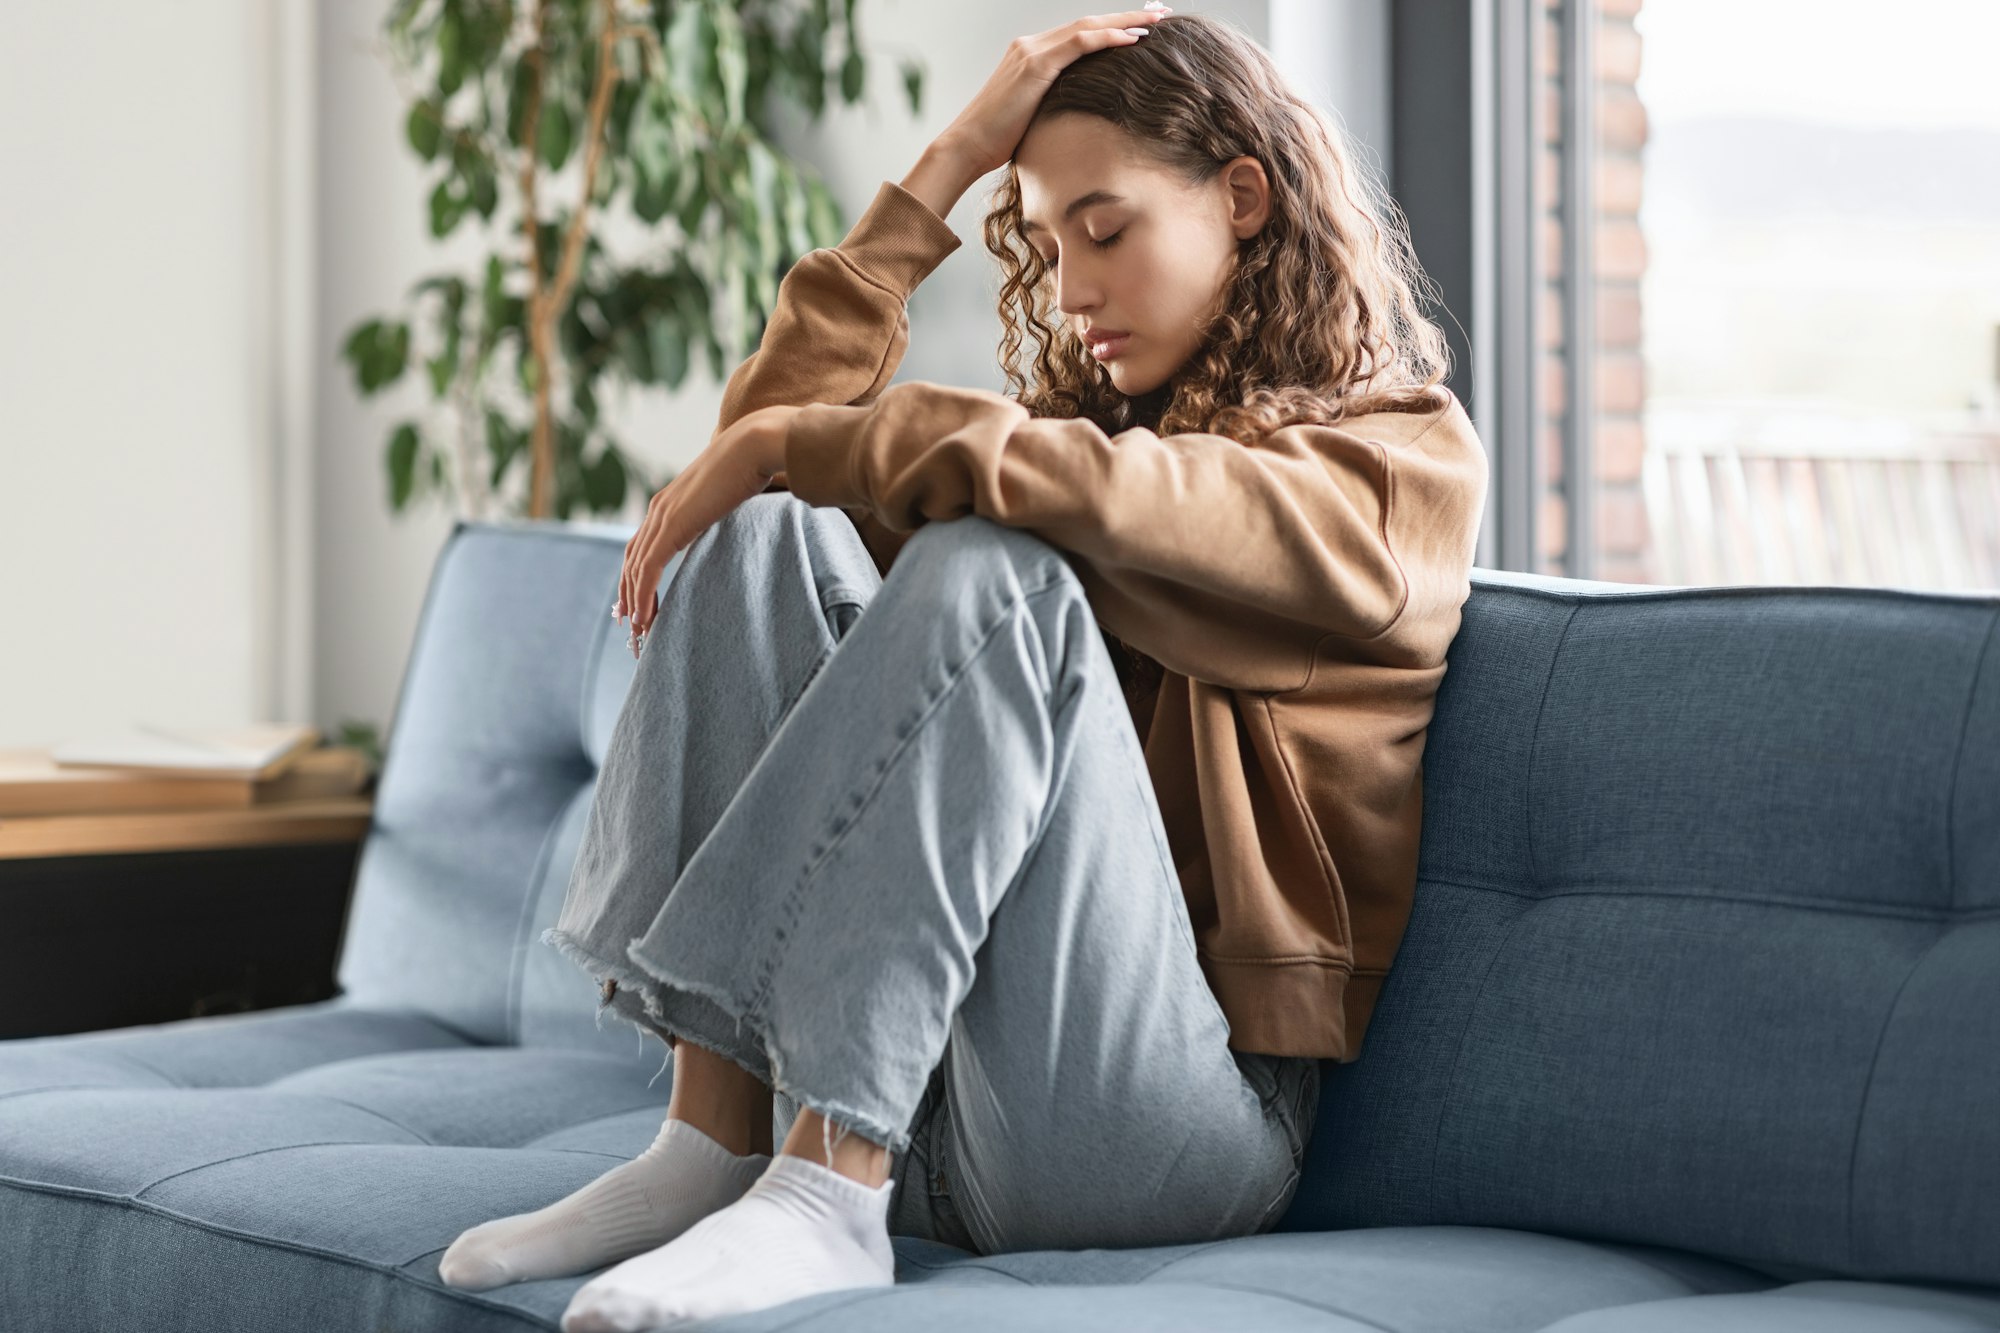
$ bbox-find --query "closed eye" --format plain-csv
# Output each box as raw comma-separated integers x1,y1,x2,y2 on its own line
1032,229,1126,265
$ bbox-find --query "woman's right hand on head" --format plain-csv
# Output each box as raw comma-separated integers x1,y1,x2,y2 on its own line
931,8,1171,180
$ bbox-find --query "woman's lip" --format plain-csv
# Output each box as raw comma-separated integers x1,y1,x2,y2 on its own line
1088,333,1132,361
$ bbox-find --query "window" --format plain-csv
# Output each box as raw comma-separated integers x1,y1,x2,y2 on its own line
1396,0,2000,589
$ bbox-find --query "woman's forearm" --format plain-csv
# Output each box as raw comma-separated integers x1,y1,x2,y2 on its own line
899,139,986,225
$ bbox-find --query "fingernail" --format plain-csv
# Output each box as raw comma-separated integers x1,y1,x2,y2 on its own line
1126,26,1149,34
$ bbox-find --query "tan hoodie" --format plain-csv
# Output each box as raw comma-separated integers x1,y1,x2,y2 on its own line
710,177,1489,1061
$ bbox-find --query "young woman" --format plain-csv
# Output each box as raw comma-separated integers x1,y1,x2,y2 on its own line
442,7,1487,1329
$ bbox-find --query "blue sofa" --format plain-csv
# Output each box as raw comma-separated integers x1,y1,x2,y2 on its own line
5,517,1998,1332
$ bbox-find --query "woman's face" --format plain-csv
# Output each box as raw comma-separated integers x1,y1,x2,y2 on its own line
1013,113,1271,399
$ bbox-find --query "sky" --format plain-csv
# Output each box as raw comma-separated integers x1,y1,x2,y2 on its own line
1635,0,2000,132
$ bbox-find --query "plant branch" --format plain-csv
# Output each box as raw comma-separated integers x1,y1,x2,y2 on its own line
520,0,641,518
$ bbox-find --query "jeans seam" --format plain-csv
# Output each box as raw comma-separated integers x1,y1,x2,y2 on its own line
1100,667,1243,1057
745,572,1071,1026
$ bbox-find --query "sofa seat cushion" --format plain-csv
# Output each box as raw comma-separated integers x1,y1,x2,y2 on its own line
694,1226,1788,1331
8,997,1995,1332
0,997,685,1332
1535,1280,2000,1332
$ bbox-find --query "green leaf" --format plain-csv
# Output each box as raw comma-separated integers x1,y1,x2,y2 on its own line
839,50,864,103
746,140,780,264
406,100,443,160
428,178,469,237
486,408,526,490
666,2,717,112
616,324,654,382
714,5,748,125
649,317,690,387
427,351,453,397
788,18,827,117
780,162,812,258
632,171,673,224
803,176,842,245
342,319,411,393
438,11,465,96
538,100,573,171
387,422,421,511
900,60,924,114
339,320,379,391
675,170,709,236
478,255,508,356
582,446,627,511
469,161,498,217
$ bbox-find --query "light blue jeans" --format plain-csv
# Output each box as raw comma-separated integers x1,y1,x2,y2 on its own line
542,491,1319,1256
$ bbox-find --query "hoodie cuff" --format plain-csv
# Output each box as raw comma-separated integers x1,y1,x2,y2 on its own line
837,179,963,296
785,401,878,509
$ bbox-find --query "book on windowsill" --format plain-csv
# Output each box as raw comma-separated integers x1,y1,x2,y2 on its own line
0,733,372,818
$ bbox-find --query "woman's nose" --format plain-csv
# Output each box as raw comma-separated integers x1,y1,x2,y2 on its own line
1056,254,1104,316
1054,264,1099,317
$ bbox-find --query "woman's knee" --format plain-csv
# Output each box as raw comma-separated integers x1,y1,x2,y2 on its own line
693,490,812,561
669,492,835,601
892,515,1079,604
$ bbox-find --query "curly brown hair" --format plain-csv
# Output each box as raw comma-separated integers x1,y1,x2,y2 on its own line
981,13,1451,444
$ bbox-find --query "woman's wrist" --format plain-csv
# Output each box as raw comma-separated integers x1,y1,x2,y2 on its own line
750,404,802,480
899,140,984,223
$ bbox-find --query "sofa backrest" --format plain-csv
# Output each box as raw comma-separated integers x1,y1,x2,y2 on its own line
1283,568,2000,1290
335,519,657,1069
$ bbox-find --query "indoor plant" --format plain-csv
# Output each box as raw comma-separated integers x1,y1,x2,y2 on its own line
339,0,925,520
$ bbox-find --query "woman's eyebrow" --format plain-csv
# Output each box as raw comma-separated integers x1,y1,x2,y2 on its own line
1021,190,1128,235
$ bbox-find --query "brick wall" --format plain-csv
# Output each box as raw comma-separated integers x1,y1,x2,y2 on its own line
1538,0,1651,581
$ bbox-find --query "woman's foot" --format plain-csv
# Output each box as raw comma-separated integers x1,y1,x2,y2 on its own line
438,1117,772,1291
558,1151,896,1331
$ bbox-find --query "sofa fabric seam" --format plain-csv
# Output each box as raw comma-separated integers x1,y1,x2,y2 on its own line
0,1173,550,1328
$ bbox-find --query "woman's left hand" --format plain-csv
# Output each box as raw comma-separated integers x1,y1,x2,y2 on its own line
615,403,801,654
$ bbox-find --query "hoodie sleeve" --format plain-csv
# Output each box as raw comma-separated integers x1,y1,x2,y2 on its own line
782,380,1477,691
711,179,962,434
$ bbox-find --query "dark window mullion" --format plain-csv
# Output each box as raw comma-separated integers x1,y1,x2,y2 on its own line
1561,0,1598,578
1492,0,1542,573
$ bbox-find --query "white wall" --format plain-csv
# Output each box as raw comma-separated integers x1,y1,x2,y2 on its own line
315,0,469,743
0,3,269,749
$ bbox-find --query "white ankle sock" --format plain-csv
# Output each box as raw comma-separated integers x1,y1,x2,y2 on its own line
558,1151,896,1332
439,1118,773,1291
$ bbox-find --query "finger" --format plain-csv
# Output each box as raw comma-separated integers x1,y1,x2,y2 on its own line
624,532,647,635
625,489,671,629
1066,14,1164,48
620,545,634,630
631,529,678,640
627,512,670,638
616,537,636,623
1079,9,1169,29
1073,25,1150,52
1040,10,1164,45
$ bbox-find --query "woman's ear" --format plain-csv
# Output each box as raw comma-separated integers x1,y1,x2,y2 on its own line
1221,156,1272,241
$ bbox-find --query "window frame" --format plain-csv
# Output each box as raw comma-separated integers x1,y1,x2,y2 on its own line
1391,0,1600,578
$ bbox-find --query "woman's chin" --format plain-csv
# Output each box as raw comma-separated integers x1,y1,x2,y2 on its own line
1108,360,1163,397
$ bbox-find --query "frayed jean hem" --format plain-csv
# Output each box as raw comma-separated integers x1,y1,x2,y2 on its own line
624,941,918,1160
539,926,705,1089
